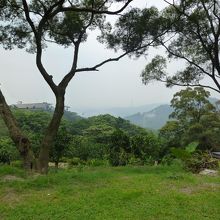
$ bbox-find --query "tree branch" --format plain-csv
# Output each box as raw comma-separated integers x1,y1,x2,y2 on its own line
60,0,133,15
159,78,220,93
161,42,213,78
76,51,129,73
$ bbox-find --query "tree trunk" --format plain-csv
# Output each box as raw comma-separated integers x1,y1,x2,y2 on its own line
0,89,35,171
37,92,65,173
55,161,59,169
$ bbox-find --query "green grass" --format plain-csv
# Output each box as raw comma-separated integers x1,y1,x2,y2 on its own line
0,165,219,220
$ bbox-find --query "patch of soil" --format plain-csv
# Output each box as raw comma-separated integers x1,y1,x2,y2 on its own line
179,183,220,195
0,188,21,204
1,175,24,182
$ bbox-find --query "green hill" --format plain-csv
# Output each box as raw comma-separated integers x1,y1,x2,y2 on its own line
0,110,147,139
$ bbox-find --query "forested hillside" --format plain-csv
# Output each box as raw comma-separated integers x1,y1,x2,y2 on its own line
125,98,219,130
125,105,173,130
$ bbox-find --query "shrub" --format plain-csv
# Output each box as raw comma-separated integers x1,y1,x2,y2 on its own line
161,154,175,165
171,142,219,173
109,129,131,166
184,152,219,173
0,138,18,164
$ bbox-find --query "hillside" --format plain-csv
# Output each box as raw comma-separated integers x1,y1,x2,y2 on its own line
125,105,173,130
125,97,220,130
0,109,147,139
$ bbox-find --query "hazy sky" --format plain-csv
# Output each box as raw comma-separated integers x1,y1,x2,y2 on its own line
0,0,218,111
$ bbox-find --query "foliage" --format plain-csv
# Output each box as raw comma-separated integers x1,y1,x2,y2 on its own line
184,152,219,173
67,136,108,161
141,0,220,93
170,87,215,124
160,88,220,151
87,159,109,167
130,133,161,161
109,129,131,166
0,118,8,137
171,142,219,173
50,122,72,166
2,108,164,166
67,157,84,167
101,6,163,55
0,137,19,164
159,120,183,154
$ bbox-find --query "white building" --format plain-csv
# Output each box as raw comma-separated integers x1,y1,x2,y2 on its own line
12,101,53,111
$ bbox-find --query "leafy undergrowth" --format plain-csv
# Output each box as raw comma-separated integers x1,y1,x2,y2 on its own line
0,165,219,220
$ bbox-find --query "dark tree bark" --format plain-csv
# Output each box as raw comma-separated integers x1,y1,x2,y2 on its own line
55,161,59,169
37,91,65,173
0,89,35,170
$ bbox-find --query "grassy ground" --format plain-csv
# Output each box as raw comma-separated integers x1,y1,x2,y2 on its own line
0,165,219,220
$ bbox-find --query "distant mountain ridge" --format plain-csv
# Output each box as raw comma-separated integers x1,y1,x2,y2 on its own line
125,104,173,130
74,103,160,118
125,97,219,130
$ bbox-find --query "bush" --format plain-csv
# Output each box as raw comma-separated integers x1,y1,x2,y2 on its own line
184,152,219,173
171,142,219,173
0,138,18,164
67,136,108,161
161,154,175,165
109,149,130,166
143,156,156,166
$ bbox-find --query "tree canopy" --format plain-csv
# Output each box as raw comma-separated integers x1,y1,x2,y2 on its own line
141,0,220,93
160,87,220,151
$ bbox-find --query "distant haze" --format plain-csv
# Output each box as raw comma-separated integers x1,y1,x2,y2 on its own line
0,0,219,111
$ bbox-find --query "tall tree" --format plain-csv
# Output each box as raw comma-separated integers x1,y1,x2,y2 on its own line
0,0,161,173
141,0,220,94
161,87,220,150
170,87,215,124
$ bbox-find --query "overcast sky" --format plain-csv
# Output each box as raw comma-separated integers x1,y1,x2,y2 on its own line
0,0,218,112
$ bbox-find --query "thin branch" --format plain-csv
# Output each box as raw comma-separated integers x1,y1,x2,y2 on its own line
76,51,129,73
161,42,213,78
201,0,216,35
159,78,220,93
75,29,170,73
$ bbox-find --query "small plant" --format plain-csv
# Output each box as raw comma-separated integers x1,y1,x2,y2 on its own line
171,142,219,173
